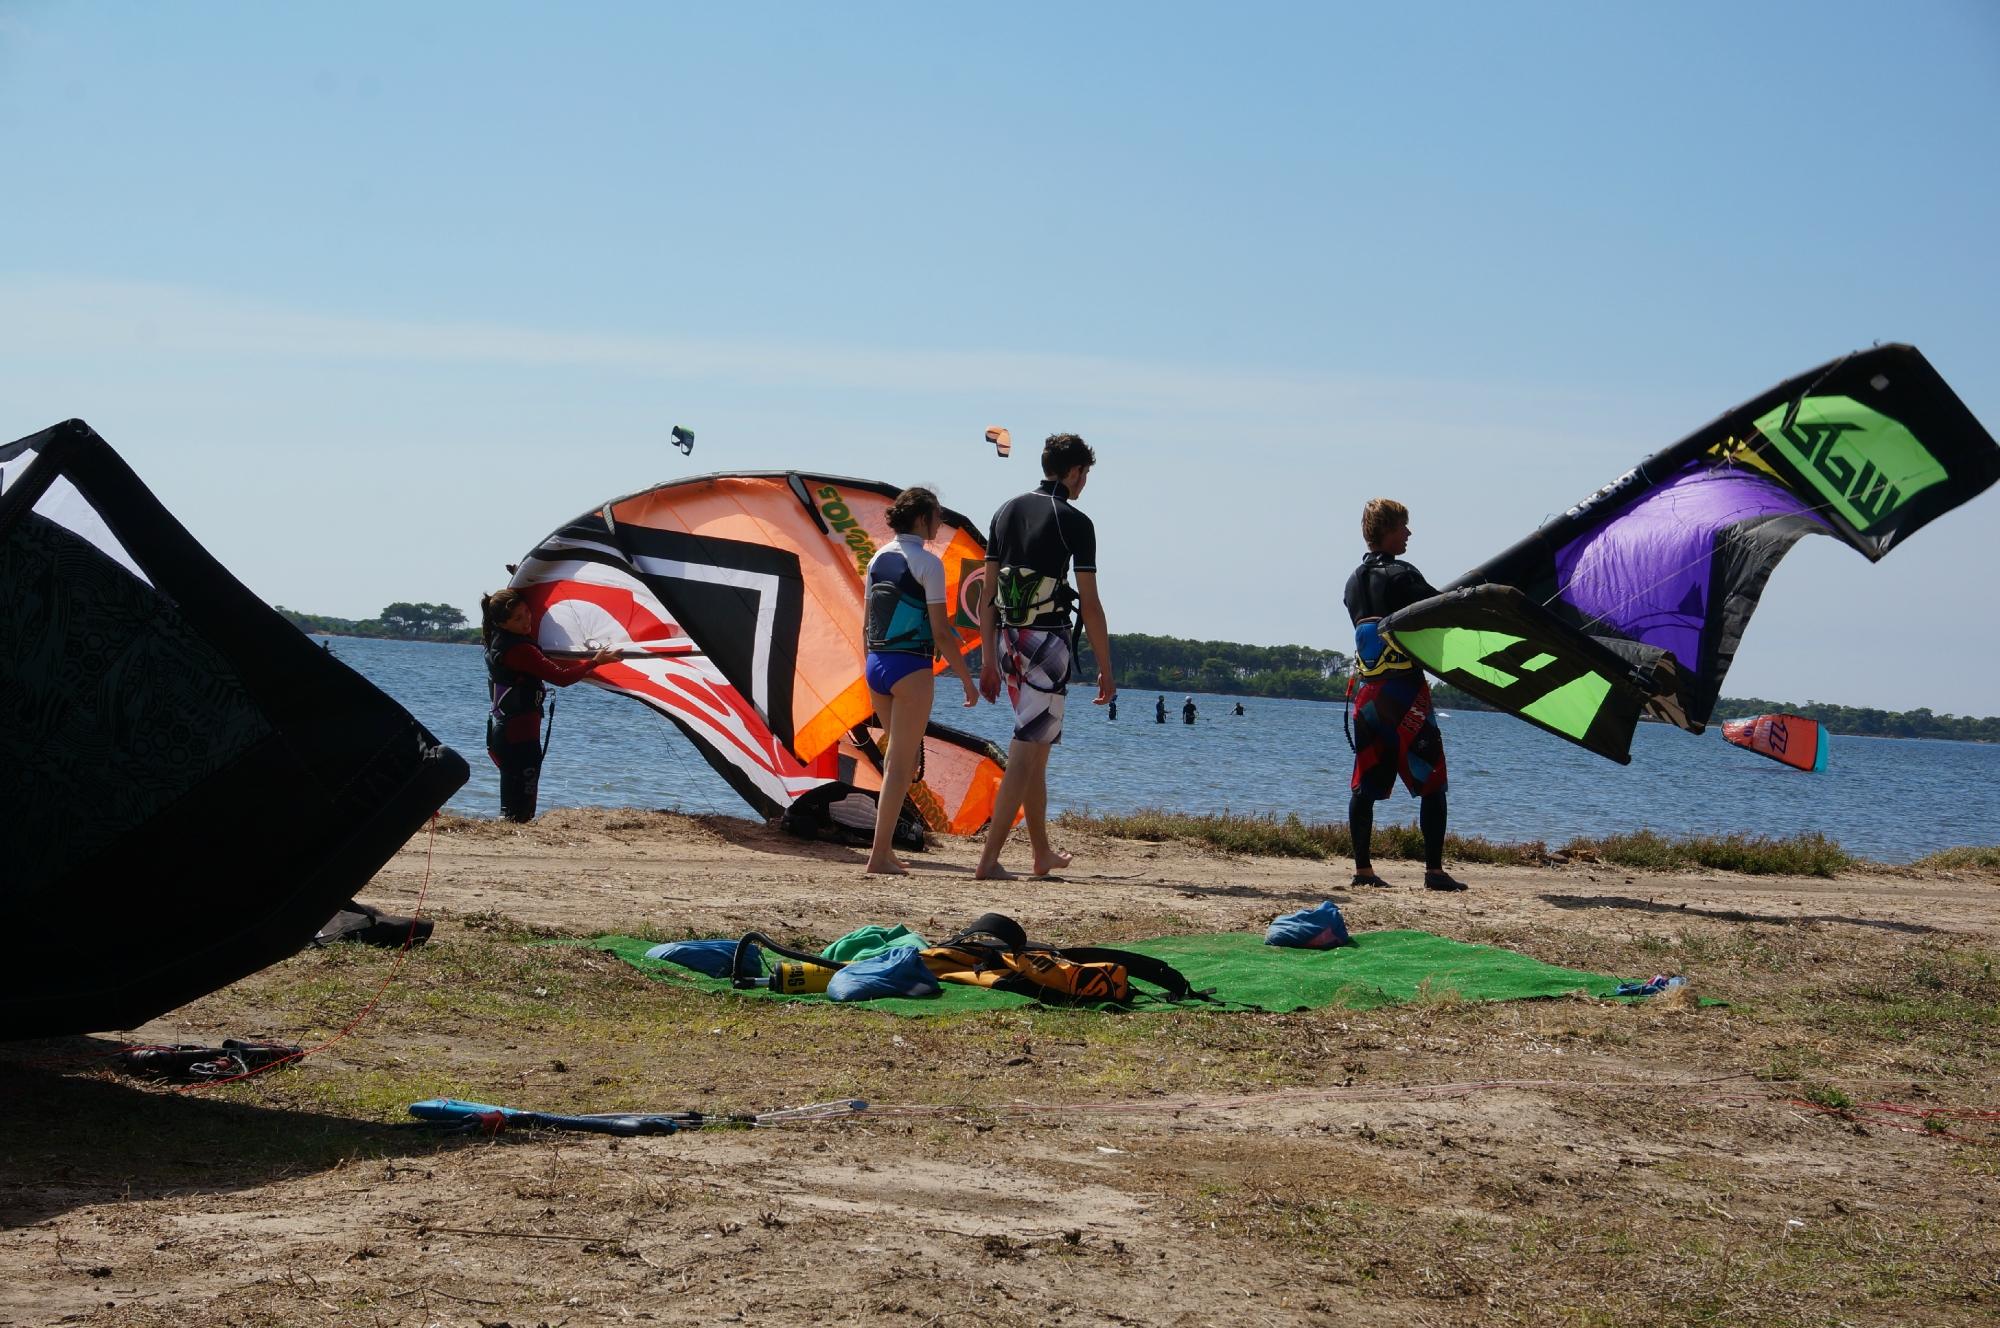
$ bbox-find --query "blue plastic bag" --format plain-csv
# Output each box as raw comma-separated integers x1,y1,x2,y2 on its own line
826,946,941,1002
1610,974,1686,998
1264,900,1351,950
643,939,761,979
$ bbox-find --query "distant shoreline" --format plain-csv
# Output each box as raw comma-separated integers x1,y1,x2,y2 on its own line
312,630,477,646
307,626,1999,744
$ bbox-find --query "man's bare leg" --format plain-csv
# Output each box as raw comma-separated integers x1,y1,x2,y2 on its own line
1022,748,1070,875
975,738,1050,879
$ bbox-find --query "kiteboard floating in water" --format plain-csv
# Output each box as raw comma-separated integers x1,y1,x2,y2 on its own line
506,472,1006,834
1379,345,2000,764
1721,713,1828,772
0,420,469,1041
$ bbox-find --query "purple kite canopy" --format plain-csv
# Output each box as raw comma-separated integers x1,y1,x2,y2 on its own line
1379,345,2000,762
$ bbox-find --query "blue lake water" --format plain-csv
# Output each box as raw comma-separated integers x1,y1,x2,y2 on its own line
327,636,1997,863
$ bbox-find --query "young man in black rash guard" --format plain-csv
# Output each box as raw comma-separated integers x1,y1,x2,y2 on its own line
1343,498,1466,891
974,433,1115,880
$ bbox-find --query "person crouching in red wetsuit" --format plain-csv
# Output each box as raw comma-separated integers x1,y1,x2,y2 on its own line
479,588,618,822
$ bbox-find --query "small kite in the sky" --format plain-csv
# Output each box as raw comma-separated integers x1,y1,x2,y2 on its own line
670,426,695,456
985,426,1010,459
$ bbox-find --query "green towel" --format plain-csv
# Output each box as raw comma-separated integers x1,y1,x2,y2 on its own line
590,929,1654,1017
818,924,926,962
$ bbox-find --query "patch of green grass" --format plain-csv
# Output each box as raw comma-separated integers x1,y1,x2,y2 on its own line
1562,829,1854,876
1800,1083,1853,1111
1819,994,2000,1038
1950,1146,2000,1178
1060,811,1873,875
1754,1215,1999,1308
164,930,1415,1130
280,1065,486,1122
1908,844,2000,871
1056,809,1544,865
1410,977,1462,1008
1758,1054,1800,1083
1058,809,1342,859
1786,942,2000,1053
1753,1046,1844,1083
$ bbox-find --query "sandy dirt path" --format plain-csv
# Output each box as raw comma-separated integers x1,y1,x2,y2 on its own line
389,808,2000,944
4,810,1996,1327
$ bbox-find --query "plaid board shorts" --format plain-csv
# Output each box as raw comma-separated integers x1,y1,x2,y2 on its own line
1350,671,1447,799
1000,626,1072,744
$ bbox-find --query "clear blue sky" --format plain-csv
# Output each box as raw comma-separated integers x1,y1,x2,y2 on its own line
3,1,1997,713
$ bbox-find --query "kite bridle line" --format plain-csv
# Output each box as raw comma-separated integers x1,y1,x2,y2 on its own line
168,810,442,1093
0,813,440,1087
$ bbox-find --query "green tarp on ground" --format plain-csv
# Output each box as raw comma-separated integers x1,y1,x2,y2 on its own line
590,930,1657,1017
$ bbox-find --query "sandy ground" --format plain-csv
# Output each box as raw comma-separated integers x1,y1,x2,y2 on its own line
4,809,1997,1327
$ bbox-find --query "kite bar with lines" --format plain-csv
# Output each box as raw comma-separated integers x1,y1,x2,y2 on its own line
542,644,699,660
408,1097,868,1136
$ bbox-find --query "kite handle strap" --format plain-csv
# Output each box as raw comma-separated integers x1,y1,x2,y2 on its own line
1056,946,1209,1004
1342,670,1357,753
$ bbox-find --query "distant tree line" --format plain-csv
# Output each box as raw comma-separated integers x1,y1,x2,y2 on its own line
276,602,478,644
1072,632,1351,700
276,610,1995,741
1070,631,1995,741
1712,697,1999,744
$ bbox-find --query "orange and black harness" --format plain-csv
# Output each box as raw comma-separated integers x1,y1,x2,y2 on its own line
732,913,1207,1006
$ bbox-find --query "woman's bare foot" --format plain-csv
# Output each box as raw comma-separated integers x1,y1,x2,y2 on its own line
864,856,909,876
1031,849,1073,877
973,861,1018,881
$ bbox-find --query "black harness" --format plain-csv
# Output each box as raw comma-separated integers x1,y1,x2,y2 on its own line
486,630,546,718
486,630,555,754
1348,552,1408,622
1344,555,1423,750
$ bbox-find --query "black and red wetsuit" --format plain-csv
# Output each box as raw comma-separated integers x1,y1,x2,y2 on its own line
1342,553,1447,802
1343,552,1449,876
485,629,596,822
